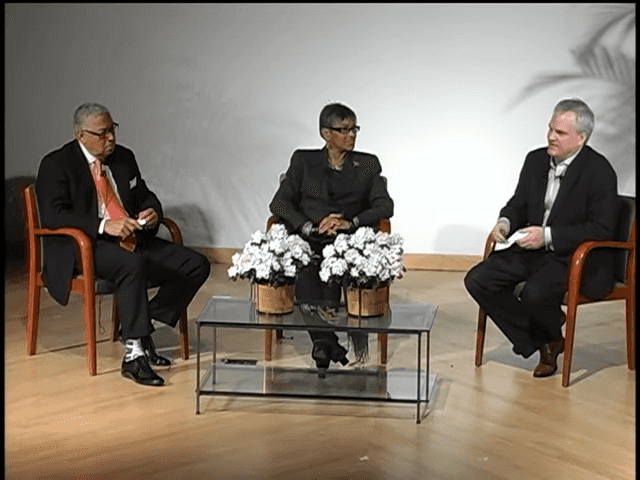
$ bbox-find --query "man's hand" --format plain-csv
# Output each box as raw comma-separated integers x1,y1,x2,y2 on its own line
104,218,140,239
318,213,350,236
516,226,544,250
491,222,509,243
136,208,158,228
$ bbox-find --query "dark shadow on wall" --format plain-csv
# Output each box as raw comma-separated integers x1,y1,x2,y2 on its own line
5,176,36,262
505,4,635,190
161,205,215,247
433,224,489,255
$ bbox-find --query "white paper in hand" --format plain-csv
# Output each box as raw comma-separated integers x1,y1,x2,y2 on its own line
494,229,528,252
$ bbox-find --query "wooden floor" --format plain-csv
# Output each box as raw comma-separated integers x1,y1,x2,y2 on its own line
5,259,635,480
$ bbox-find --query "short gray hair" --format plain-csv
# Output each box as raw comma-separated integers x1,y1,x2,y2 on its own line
73,102,111,134
553,98,595,141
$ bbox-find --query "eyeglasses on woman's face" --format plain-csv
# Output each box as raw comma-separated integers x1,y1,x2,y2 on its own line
326,125,360,135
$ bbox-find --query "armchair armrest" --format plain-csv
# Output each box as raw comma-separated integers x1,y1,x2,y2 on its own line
483,234,497,260
160,217,183,245
266,215,279,232
377,218,391,234
34,226,95,280
565,239,632,305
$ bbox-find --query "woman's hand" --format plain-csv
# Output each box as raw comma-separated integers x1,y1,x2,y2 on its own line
318,213,351,236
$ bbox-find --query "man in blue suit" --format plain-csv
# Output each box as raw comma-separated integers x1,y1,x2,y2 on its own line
464,98,618,378
36,103,211,386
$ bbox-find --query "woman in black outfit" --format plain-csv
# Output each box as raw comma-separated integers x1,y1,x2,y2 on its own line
269,103,394,376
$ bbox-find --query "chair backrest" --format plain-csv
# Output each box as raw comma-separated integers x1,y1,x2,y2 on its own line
6,176,36,258
613,195,636,283
22,184,42,276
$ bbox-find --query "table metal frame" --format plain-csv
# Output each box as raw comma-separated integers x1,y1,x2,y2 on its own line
196,296,436,423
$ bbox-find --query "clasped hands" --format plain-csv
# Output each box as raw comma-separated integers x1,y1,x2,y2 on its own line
492,223,544,250
317,213,351,237
104,208,158,239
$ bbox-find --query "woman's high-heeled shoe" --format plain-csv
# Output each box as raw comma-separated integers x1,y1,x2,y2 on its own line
328,342,349,366
312,340,331,378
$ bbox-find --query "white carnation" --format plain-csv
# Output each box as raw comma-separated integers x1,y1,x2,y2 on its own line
319,264,331,282
331,258,348,276
269,239,285,255
334,234,349,254
322,244,336,259
284,264,296,277
250,230,264,244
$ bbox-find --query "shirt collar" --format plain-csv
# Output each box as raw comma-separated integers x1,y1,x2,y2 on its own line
550,145,582,178
78,140,99,165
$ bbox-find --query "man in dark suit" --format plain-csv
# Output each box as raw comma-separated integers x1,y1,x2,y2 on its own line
36,103,211,386
464,98,618,378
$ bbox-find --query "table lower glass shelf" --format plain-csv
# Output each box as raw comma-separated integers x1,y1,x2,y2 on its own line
199,363,436,404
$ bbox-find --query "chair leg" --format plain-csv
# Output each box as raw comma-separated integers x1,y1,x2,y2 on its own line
474,307,487,367
561,303,579,387
378,333,388,364
263,328,273,361
111,298,120,342
275,329,283,341
178,311,189,360
26,279,42,356
625,295,635,370
83,290,97,376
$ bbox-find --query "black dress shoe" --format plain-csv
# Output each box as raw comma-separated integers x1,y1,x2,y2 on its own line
142,335,171,367
533,336,565,378
121,356,165,386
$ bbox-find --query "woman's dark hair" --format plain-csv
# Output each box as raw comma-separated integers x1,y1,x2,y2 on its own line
319,103,357,136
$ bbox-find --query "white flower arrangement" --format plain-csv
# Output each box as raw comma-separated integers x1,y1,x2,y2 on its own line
319,226,406,289
228,223,315,286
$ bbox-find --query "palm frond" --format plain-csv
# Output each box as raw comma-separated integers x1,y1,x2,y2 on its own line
576,6,635,55
506,4,635,111
573,45,636,88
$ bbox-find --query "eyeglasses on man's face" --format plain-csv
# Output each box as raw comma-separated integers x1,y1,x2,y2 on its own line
326,125,360,135
83,122,119,139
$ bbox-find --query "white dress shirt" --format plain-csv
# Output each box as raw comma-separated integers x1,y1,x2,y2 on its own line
498,146,581,251
78,141,126,234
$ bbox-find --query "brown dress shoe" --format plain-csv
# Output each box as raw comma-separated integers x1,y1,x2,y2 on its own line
533,336,565,378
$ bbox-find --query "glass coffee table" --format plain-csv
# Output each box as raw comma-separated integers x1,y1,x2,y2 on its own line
195,296,437,423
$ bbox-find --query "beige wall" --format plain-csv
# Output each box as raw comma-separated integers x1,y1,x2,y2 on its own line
5,4,635,255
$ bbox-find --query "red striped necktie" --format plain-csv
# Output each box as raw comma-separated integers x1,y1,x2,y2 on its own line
92,159,137,252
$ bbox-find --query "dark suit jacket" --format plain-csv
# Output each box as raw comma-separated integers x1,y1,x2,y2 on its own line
499,145,618,298
269,148,394,234
35,140,163,305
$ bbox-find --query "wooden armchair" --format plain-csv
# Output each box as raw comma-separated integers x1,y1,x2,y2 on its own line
474,195,636,386
23,184,189,376
263,174,392,364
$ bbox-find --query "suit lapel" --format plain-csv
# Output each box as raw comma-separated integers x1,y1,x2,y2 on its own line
72,140,94,180
71,141,101,211
546,148,588,225
105,150,133,214
534,157,551,224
